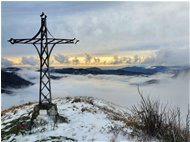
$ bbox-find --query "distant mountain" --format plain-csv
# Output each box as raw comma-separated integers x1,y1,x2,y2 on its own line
2,67,21,72
120,66,168,74
50,66,185,76
1,71,34,94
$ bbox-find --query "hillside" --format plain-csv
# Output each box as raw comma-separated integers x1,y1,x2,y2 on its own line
1,71,34,94
1,96,157,142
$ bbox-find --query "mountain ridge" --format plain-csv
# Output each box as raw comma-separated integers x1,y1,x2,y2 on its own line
1,96,140,141
49,65,188,76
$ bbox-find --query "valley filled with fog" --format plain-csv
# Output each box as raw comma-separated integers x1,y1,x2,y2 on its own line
2,67,189,119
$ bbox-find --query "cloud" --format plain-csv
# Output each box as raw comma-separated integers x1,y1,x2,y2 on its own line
54,54,69,64
143,55,156,65
1,58,13,67
111,55,141,65
112,56,122,64
72,57,80,65
133,55,141,64
143,47,190,66
53,2,189,54
93,57,100,64
2,67,189,118
50,59,54,65
21,56,38,66
84,53,92,64
122,57,133,64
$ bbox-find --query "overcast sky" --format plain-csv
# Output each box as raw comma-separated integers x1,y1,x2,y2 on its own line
1,1,189,67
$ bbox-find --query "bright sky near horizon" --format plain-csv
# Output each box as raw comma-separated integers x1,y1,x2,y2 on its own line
1,1,189,67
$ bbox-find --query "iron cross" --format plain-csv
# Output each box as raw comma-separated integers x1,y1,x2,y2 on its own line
9,12,79,105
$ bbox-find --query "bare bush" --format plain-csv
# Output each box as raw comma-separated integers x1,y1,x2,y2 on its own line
129,87,190,142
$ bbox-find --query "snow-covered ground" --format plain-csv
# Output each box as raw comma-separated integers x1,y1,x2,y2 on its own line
2,97,141,142
2,67,189,119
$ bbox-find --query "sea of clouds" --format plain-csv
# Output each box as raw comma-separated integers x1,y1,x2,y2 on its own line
2,67,189,120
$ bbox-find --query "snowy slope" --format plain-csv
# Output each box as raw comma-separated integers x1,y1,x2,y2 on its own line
2,97,138,142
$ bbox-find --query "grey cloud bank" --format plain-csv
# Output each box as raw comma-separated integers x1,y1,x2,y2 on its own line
21,56,39,66
54,54,69,64
1,2,189,66
1,58,13,67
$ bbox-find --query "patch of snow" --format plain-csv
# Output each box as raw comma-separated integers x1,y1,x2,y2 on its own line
2,97,136,141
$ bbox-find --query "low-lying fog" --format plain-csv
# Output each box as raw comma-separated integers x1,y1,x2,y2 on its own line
2,68,189,119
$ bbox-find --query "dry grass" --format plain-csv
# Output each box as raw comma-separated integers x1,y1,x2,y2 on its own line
71,98,82,103
129,87,190,142
1,102,34,116
81,107,97,113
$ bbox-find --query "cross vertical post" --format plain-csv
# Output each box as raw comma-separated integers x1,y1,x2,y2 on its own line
39,14,52,105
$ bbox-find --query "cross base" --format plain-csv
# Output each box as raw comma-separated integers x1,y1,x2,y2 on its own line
38,103,56,110
30,103,68,129
31,103,58,124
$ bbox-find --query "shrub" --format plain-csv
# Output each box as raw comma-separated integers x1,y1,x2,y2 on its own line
71,98,81,103
130,87,190,142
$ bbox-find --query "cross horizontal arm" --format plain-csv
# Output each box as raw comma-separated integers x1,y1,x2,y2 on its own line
47,38,79,44
8,38,79,45
8,38,41,44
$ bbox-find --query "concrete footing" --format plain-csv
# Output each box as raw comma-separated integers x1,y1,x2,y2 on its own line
31,103,68,128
